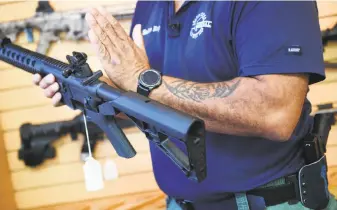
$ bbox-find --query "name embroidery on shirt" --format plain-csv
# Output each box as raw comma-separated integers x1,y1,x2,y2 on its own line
286,45,302,56
142,25,161,36
190,12,212,39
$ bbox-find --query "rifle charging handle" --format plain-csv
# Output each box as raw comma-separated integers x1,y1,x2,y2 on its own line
62,68,73,78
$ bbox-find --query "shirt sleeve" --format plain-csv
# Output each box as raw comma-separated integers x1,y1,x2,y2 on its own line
129,1,145,37
234,1,325,85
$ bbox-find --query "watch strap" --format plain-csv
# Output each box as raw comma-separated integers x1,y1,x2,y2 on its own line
137,69,162,97
137,84,150,97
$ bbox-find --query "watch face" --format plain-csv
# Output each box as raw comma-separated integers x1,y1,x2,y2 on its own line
140,70,161,87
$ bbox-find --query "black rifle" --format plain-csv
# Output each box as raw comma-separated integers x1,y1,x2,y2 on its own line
0,34,206,182
19,114,135,167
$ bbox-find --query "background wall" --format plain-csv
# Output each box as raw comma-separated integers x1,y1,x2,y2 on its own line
0,1,337,210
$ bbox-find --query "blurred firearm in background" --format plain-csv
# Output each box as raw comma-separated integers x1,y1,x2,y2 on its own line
18,114,135,167
0,1,134,54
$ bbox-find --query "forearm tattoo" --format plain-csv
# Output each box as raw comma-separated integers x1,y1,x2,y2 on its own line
163,79,241,102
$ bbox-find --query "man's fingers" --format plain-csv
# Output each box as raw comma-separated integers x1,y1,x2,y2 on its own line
39,74,55,89
93,7,121,44
52,92,62,107
96,7,127,41
88,28,120,64
44,82,59,98
88,29,99,44
97,7,117,25
85,12,111,46
88,28,111,61
88,29,109,61
86,11,121,63
33,74,42,85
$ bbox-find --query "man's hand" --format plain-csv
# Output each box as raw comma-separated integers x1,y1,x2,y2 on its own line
31,7,148,107
33,73,62,107
32,73,117,107
85,7,150,92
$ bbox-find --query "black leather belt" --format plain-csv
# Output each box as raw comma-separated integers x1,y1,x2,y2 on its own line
247,174,300,206
173,174,300,210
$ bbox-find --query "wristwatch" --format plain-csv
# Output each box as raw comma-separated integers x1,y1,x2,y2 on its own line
137,69,162,97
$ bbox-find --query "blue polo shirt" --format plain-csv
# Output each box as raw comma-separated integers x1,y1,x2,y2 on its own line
130,1,325,202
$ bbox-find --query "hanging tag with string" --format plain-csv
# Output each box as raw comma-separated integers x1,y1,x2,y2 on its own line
82,113,104,191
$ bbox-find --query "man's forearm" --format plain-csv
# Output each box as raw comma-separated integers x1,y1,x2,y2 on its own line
149,75,307,141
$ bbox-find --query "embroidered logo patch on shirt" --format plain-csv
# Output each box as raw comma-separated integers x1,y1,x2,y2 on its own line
142,25,161,36
190,12,212,39
286,45,302,56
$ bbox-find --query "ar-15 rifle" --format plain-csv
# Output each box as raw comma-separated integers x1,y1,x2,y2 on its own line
0,1,134,54
19,114,135,167
0,34,207,182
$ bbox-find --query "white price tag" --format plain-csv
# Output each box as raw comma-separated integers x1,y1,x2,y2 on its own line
103,159,119,181
83,157,104,191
